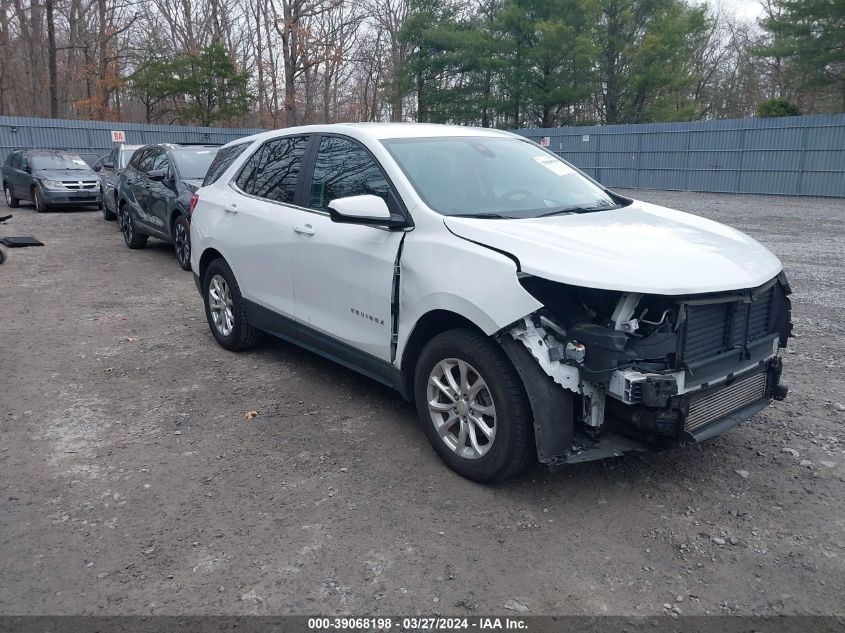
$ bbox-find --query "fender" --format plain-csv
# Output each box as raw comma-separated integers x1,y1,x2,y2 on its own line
395,227,541,365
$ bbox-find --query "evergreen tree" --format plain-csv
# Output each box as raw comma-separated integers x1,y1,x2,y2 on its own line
757,0,845,111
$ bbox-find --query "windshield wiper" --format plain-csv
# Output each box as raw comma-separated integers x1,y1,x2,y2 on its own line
449,212,515,219
537,204,619,218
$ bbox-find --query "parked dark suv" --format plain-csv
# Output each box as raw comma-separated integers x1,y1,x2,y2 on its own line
116,144,219,270
3,149,103,212
94,144,142,221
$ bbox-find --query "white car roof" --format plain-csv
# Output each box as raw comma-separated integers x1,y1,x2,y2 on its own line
223,122,517,148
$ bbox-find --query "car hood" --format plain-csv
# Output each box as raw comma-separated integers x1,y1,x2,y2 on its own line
34,169,98,181
443,200,783,295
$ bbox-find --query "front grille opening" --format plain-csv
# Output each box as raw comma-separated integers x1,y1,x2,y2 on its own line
61,181,99,190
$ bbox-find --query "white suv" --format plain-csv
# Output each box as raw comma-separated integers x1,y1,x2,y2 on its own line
189,123,791,482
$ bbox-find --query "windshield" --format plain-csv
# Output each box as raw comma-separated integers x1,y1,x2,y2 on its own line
173,149,219,180
31,154,91,171
382,136,620,218
119,149,137,168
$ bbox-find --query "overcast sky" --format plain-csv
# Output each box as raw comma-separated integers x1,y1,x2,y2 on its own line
708,0,765,23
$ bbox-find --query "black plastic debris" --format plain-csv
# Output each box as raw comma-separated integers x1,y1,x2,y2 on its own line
1,237,43,247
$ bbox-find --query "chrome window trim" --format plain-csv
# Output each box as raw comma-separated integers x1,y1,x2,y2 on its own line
227,180,330,218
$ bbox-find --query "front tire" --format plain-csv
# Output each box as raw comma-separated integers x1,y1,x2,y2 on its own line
118,203,147,249
203,259,262,351
4,184,19,208
414,328,534,482
173,213,191,271
33,188,49,213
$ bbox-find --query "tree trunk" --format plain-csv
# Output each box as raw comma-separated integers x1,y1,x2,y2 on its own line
46,0,58,117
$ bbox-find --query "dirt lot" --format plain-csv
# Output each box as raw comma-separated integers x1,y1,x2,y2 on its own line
0,190,843,616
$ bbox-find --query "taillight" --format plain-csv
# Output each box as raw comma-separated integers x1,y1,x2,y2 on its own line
188,193,199,217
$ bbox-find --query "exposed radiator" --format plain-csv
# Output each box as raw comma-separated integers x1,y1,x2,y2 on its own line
685,371,767,433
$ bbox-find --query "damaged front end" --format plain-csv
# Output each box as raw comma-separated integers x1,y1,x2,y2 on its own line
498,272,793,468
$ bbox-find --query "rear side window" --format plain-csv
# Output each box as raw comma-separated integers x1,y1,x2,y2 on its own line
309,136,390,212
203,142,250,186
236,136,308,204
235,146,263,193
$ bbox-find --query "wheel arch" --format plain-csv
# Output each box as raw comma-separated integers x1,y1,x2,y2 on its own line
168,205,187,235
198,247,226,285
399,309,487,400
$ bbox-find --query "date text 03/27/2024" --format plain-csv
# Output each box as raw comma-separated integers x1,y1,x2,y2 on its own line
307,617,528,630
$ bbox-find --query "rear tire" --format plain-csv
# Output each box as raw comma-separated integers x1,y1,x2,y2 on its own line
414,328,534,482
173,213,191,271
4,184,19,208
103,194,116,221
203,258,262,351
118,203,147,249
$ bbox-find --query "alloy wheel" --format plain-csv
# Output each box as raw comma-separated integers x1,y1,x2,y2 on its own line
426,358,497,459
4,187,11,206
119,207,132,242
175,220,190,266
208,274,234,337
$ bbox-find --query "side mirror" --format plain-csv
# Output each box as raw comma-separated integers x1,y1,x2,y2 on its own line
148,169,166,181
102,161,115,170
24,165,32,174
327,195,403,227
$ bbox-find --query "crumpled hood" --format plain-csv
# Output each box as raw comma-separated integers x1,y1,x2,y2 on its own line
444,200,783,295
34,169,98,181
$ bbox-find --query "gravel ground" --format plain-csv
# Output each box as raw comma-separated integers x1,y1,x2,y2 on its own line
1,190,843,616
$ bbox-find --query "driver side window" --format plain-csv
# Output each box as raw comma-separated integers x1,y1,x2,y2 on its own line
309,136,389,212
134,149,154,173
151,150,170,174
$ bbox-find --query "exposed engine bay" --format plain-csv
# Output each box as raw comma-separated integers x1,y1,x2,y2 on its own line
500,271,793,466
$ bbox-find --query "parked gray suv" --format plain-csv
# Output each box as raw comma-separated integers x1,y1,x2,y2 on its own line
3,149,103,212
94,144,142,220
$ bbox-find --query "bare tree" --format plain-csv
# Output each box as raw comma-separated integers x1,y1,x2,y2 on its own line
363,0,408,121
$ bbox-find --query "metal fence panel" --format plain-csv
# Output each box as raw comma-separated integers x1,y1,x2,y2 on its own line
0,116,266,165
517,114,845,197
4,114,844,197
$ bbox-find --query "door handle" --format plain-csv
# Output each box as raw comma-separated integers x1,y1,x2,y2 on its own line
294,224,315,236
223,204,238,214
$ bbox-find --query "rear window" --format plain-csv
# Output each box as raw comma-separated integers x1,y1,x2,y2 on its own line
203,142,250,186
